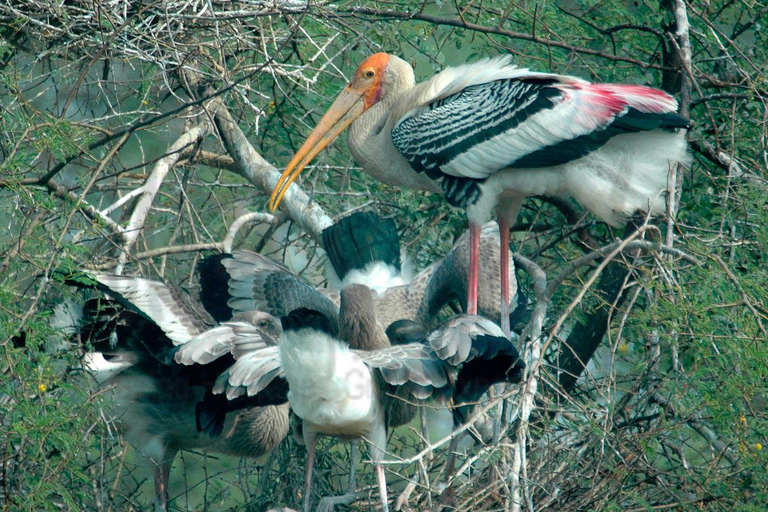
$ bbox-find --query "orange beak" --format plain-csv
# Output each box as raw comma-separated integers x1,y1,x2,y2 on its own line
268,87,367,212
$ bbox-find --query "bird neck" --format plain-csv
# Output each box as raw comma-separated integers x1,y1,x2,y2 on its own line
349,95,398,161
339,285,390,351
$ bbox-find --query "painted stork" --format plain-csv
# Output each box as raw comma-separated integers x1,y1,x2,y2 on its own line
81,274,289,511
199,219,522,337
181,302,524,512
268,53,690,336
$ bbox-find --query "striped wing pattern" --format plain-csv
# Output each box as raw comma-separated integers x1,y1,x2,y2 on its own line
392,74,686,209
392,79,560,178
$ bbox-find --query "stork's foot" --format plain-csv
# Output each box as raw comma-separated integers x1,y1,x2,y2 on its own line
395,480,417,511
315,491,359,512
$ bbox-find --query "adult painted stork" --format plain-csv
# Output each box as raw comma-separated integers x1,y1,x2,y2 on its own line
268,53,690,336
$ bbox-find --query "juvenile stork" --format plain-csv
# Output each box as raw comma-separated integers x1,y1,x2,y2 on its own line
268,53,690,336
179,303,525,512
81,274,289,511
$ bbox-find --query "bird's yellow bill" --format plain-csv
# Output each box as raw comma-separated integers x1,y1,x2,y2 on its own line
268,88,367,212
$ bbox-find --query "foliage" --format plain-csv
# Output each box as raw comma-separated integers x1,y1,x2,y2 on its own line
1,0,767,510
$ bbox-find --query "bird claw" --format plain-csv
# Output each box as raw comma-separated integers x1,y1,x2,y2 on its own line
395,480,417,511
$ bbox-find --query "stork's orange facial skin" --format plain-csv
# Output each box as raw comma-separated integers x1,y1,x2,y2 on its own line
267,54,390,212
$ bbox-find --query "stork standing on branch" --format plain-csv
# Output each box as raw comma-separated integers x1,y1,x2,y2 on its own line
268,53,690,337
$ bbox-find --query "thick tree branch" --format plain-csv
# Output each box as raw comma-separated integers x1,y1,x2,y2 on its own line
206,96,332,242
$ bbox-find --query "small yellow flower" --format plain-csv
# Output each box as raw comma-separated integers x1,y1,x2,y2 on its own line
740,416,747,424
38,383,47,393
756,443,763,451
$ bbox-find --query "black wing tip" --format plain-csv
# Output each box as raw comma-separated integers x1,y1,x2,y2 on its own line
322,211,401,280
470,333,526,383
196,391,227,438
622,107,692,131
281,308,338,338
197,253,235,322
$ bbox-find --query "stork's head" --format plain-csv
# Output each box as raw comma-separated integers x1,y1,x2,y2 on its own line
268,53,393,212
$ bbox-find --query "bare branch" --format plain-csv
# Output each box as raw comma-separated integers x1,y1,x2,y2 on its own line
205,96,332,241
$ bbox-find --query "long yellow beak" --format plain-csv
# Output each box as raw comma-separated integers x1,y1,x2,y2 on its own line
268,88,367,212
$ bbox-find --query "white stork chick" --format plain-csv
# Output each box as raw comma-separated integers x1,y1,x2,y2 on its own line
268,53,690,336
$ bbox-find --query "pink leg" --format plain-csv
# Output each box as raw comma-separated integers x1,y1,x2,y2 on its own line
467,222,480,315
375,464,390,512
498,217,511,338
303,431,317,512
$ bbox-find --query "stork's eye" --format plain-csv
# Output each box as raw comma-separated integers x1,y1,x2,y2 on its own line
258,320,269,328
363,69,375,78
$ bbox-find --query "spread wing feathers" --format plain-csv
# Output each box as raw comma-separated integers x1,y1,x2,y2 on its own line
376,221,514,327
220,250,340,325
392,71,685,181
404,262,437,324
427,314,514,366
89,273,215,346
322,211,401,281
369,252,436,328
359,344,452,401
173,320,277,366
212,346,285,400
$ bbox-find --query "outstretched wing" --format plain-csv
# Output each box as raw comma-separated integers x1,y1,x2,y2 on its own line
358,343,452,402
173,313,280,366
427,314,515,366
90,273,215,346
212,345,286,401
416,221,517,324
219,250,340,325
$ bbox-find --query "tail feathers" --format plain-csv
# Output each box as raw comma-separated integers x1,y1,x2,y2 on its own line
564,129,690,226
322,212,401,283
